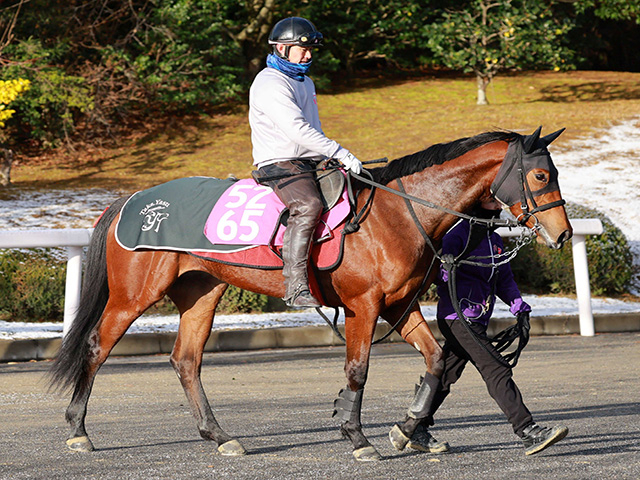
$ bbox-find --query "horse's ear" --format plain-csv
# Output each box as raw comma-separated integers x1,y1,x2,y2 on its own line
541,127,566,146
523,126,542,153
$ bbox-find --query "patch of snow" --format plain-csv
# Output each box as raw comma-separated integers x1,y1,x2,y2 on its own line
551,116,640,292
0,189,121,230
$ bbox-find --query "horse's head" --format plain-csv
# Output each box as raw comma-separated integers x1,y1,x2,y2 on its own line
491,126,573,249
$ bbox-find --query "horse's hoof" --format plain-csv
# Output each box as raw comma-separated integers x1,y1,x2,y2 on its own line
217,439,247,456
353,445,382,462
66,436,94,452
389,424,410,451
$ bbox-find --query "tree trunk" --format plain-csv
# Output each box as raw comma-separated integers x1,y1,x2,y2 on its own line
233,0,276,76
476,74,491,105
0,148,13,187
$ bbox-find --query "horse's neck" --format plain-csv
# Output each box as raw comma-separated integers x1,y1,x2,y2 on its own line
400,144,506,241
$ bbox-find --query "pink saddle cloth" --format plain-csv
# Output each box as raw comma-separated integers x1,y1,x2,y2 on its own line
203,178,351,248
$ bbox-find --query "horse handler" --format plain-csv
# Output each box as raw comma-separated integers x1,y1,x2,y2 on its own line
249,17,362,308
402,199,568,456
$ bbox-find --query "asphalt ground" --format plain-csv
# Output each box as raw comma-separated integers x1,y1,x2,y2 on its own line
0,332,638,480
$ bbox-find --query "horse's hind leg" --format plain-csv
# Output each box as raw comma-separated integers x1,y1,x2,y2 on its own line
65,253,178,452
382,306,446,452
167,273,245,456
65,296,166,451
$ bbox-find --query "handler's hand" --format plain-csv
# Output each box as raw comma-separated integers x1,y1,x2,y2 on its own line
510,297,531,316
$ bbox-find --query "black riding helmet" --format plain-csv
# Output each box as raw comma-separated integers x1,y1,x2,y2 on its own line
268,17,323,59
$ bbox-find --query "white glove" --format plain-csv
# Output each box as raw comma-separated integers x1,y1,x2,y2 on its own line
339,151,362,174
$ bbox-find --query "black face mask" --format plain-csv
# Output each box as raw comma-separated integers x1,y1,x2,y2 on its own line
491,128,565,210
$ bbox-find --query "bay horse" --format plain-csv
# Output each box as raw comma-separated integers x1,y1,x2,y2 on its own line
49,127,572,461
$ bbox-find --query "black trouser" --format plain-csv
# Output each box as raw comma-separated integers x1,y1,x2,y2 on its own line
427,317,533,437
259,160,323,299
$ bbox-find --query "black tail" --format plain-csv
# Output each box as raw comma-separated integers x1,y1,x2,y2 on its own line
48,196,128,394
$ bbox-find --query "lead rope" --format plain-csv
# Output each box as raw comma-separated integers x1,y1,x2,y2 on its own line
441,225,533,368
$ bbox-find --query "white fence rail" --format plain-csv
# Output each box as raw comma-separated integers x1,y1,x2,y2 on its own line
0,219,603,337
0,228,93,336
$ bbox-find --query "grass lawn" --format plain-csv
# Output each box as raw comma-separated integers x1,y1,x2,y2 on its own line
11,70,640,192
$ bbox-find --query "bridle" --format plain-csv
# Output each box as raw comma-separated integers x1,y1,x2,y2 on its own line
490,135,566,229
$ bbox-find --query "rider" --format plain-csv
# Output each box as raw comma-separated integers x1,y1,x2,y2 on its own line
410,199,569,456
249,17,362,308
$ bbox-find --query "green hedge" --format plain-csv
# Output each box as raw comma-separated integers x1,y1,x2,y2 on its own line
217,285,271,314
0,248,66,322
0,248,280,322
508,203,633,295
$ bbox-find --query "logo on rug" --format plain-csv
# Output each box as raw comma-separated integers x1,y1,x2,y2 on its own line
140,199,170,233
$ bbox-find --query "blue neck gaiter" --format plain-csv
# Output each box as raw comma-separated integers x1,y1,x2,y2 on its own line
266,53,311,82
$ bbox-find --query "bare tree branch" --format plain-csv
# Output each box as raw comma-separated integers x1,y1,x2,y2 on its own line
234,0,276,43
0,0,27,53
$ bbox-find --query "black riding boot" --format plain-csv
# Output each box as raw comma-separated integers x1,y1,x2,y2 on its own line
282,214,321,308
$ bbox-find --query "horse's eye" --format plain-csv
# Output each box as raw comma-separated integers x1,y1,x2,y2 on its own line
535,173,547,182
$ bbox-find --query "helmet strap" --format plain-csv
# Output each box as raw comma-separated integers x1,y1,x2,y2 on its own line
273,44,291,60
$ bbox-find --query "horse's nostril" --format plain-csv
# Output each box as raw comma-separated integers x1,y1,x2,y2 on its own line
557,230,572,247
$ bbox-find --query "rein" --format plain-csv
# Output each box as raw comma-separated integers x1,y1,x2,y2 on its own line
351,168,521,230
317,166,533,348
273,137,558,354
325,138,544,357
348,156,537,362
343,169,534,359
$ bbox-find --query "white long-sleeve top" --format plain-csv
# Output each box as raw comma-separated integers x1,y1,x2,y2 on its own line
248,67,347,167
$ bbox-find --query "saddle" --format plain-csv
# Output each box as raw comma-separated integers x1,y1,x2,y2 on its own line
251,166,345,212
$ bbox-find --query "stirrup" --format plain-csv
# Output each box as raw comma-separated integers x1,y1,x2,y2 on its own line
285,286,321,308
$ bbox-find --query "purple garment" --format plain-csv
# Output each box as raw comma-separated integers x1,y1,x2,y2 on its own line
437,220,529,325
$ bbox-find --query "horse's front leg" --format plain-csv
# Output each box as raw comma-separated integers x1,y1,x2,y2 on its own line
168,277,245,456
383,306,448,453
332,307,382,461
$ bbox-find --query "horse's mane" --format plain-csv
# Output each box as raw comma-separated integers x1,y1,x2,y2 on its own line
368,131,518,185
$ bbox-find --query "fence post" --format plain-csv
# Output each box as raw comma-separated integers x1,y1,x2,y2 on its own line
63,246,84,336
571,234,595,336
570,219,604,337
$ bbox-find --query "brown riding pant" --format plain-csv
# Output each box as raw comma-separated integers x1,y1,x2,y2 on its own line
259,160,323,298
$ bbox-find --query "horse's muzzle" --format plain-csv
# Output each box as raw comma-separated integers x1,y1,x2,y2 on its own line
537,226,572,250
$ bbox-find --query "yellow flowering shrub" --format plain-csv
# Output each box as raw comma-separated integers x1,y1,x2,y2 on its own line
0,79,31,128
